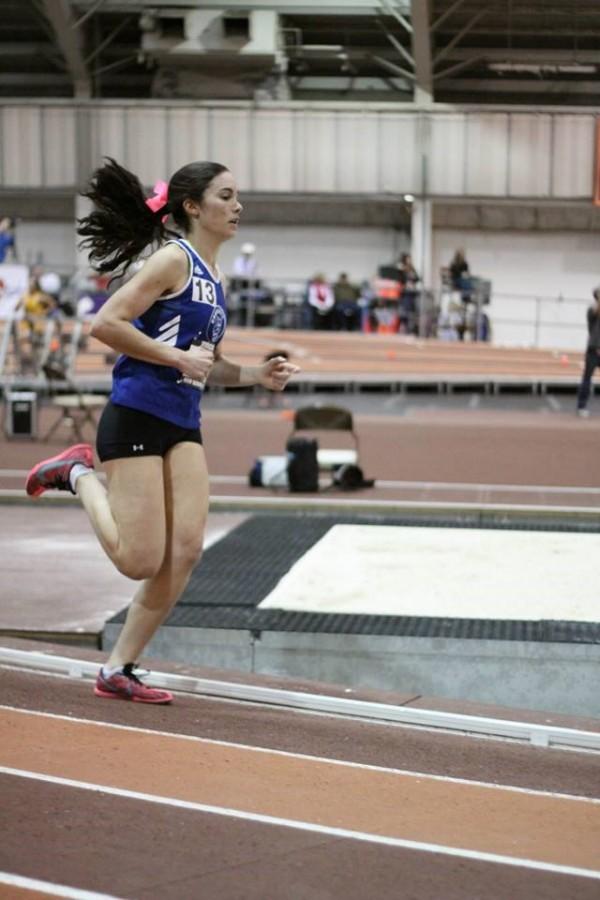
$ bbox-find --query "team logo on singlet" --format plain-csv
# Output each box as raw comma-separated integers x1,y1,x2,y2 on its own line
207,305,226,344
191,277,217,306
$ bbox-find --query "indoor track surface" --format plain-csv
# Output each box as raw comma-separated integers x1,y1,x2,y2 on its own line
1,653,600,900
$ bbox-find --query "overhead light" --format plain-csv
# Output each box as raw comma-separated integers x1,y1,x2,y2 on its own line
296,44,346,57
403,193,415,203
489,62,596,75
301,44,344,52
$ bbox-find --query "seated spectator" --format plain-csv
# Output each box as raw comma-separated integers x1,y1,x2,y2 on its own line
38,271,77,317
16,270,58,363
0,217,16,263
233,242,258,278
333,272,360,331
307,273,335,330
370,274,401,333
72,268,110,317
356,280,375,331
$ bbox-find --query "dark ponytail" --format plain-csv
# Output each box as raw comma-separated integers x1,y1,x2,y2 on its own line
77,158,229,276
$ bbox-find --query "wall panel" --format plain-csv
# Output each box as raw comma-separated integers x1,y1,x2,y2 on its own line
211,110,252,188
465,114,508,196
89,107,126,170
252,110,294,191
124,108,168,186
378,114,419,193
2,107,43,186
552,114,595,198
429,114,465,195
43,107,76,186
336,113,378,192
0,103,597,202
509,114,551,197
296,112,336,191
166,107,210,175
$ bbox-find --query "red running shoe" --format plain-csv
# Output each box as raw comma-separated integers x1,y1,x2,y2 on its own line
94,664,173,704
25,443,94,497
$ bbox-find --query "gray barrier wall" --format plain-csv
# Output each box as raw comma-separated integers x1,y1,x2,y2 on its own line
0,102,595,200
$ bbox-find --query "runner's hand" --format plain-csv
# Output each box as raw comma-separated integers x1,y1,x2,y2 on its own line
258,356,300,391
178,343,215,382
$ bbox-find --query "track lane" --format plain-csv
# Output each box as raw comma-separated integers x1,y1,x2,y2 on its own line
2,669,599,799
4,774,599,900
2,707,599,874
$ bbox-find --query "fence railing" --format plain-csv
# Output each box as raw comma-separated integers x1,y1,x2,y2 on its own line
226,280,590,350
0,260,591,363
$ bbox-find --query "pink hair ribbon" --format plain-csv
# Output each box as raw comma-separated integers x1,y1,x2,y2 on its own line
145,180,169,220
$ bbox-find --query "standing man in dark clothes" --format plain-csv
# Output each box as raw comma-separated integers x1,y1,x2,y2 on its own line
576,286,600,418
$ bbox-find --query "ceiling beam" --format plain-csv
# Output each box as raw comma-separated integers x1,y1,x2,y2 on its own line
371,54,415,81
40,0,91,97
380,24,415,70
433,6,490,69
380,0,413,34
433,55,485,82
437,78,600,95
70,0,411,12
410,0,432,101
431,0,467,33
430,47,600,64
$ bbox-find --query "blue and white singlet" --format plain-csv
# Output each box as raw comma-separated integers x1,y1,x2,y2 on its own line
111,238,227,429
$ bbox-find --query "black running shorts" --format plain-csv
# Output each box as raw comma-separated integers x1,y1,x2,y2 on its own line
96,400,203,462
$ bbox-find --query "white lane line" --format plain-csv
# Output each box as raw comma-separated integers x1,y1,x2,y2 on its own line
2,706,598,804
2,767,598,881
0,871,123,899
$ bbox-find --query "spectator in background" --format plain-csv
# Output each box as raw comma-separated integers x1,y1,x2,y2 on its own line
72,267,111,318
333,272,360,331
307,273,335,330
0,217,16,263
396,253,420,334
39,271,76,317
233,242,258,278
448,249,473,340
449,249,471,295
576,286,600,418
17,270,57,359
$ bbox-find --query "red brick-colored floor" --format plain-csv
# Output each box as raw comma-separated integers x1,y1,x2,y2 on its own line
1,654,599,900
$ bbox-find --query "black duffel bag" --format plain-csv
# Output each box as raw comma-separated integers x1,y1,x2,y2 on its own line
286,437,319,492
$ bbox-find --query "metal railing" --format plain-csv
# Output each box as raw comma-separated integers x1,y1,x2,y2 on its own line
225,279,590,349
1,267,591,378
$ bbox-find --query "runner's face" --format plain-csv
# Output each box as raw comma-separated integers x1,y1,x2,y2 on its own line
196,171,243,241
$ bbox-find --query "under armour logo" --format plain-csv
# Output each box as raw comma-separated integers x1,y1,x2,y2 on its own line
132,444,144,452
